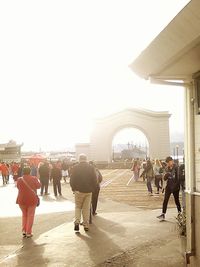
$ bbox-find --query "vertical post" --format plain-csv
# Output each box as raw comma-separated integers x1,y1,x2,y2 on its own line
173,147,176,159
176,145,179,161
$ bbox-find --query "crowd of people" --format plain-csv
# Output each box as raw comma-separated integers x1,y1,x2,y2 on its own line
0,156,103,237
130,157,185,221
0,154,185,237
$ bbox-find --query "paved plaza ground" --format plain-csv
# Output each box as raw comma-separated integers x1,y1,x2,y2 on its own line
0,169,185,266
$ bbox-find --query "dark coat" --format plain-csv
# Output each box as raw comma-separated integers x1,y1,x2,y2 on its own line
164,165,180,192
51,167,62,180
70,162,97,193
39,163,50,178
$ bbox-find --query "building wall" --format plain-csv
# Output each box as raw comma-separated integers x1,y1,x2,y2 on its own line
195,115,200,191
189,91,200,265
185,85,200,266
186,194,200,267
193,194,200,266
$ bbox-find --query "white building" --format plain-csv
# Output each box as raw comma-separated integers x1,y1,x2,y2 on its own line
130,1,200,265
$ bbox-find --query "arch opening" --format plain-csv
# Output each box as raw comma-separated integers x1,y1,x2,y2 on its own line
111,127,149,162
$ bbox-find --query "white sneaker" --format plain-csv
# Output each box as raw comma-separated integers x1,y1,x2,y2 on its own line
157,214,165,221
26,234,33,238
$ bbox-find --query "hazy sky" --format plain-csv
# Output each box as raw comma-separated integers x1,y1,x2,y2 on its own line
0,0,189,151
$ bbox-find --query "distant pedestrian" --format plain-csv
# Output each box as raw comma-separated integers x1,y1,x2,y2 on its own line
0,162,9,185
140,160,154,195
16,167,41,238
11,162,20,183
38,161,50,195
50,163,62,197
153,159,163,194
157,156,181,221
30,163,38,177
70,154,97,232
131,160,140,181
89,161,103,215
61,159,69,183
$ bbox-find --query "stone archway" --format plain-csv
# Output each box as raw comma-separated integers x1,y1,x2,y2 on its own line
111,126,149,160
76,108,171,162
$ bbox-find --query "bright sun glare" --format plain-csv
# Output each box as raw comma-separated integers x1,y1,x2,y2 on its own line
0,0,189,151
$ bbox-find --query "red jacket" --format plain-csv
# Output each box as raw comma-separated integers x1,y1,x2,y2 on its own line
16,175,41,206
0,164,9,175
12,164,19,175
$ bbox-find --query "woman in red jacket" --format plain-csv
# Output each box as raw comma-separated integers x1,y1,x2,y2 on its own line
16,167,41,238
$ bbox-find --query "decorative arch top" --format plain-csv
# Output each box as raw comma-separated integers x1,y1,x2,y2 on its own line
76,108,171,163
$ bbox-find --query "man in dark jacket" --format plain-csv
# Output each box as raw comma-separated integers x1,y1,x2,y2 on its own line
50,163,62,197
38,161,50,195
70,154,97,232
157,156,181,221
89,161,103,215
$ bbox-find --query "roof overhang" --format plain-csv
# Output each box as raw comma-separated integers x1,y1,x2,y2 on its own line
130,0,200,84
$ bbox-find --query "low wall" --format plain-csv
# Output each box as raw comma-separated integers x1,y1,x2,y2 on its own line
96,162,132,169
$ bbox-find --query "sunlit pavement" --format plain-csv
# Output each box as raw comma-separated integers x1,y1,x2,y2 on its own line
0,202,184,267
0,173,184,267
0,180,75,218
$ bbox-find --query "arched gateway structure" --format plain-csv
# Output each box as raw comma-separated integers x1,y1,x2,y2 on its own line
76,108,171,163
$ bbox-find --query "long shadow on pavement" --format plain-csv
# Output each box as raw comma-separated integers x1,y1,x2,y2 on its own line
16,238,47,267
76,216,126,266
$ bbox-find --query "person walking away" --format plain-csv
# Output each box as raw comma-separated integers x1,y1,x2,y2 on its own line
50,163,62,197
141,160,147,182
131,160,140,182
153,159,164,194
6,163,11,183
0,162,9,185
157,156,181,221
140,160,154,195
11,162,20,184
30,163,38,177
16,167,41,238
89,161,103,215
70,154,97,232
38,161,50,195
61,159,69,183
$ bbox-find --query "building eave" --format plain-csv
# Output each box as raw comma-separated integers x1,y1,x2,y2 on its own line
130,0,200,83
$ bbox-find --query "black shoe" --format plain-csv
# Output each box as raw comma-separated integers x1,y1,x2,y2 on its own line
74,224,79,231
22,232,26,238
84,227,89,231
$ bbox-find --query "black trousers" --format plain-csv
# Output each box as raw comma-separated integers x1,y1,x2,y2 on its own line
40,177,49,195
92,187,100,214
162,189,181,214
53,178,61,196
155,175,163,192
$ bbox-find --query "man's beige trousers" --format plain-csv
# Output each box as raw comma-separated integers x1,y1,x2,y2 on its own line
74,191,92,227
